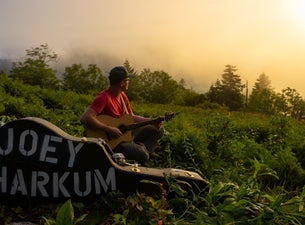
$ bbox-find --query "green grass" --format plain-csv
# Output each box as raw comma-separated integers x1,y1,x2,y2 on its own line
2,78,305,224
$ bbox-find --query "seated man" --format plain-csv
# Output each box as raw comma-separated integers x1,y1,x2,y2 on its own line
80,66,163,164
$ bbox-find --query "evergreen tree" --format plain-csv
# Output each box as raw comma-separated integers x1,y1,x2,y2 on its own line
122,60,141,101
253,73,271,92
208,65,244,110
123,59,138,75
248,88,276,114
179,78,187,88
248,73,275,114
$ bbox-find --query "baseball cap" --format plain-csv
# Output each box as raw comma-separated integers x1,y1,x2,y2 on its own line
109,66,133,85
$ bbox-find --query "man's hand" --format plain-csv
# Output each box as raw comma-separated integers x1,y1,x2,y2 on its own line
107,126,123,138
154,121,163,129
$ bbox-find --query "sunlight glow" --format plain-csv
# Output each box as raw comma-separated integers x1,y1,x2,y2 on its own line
290,0,305,26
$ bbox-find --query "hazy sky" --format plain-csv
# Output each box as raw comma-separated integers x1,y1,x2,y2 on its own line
1,0,305,95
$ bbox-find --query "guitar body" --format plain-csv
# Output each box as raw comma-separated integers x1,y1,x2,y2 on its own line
86,114,135,149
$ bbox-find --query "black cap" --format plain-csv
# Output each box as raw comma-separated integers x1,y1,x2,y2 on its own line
109,66,131,85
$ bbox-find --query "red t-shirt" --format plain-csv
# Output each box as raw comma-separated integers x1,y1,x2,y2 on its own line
89,89,133,118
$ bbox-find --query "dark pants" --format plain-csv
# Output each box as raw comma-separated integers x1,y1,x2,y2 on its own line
114,125,163,164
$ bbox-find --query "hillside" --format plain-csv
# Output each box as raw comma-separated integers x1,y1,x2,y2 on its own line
1,76,305,224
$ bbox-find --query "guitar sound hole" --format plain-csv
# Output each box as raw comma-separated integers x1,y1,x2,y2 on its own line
106,133,112,140
118,125,127,133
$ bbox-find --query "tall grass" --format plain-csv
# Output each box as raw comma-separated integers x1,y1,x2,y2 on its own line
2,77,305,223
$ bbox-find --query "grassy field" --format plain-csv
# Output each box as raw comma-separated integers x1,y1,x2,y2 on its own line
2,77,305,224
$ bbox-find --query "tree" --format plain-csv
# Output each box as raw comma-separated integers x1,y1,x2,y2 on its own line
253,73,271,92
132,69,181,104
179,78,187,88
62,64,107,95
248,73,275,114
10,43,59,89
181,89,207,106
249,85,305,120
280,87,305,120
123,60,138,76
207,79,222,104
207,65,244,110
248,88,277,114
122,60,141,101
0,71,8,79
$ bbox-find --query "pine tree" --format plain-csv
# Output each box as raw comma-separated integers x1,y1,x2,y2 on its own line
208,65,244,110
248,73,275,114
252,73,271,93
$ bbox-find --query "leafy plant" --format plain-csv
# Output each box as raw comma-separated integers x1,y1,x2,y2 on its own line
42,199,87,225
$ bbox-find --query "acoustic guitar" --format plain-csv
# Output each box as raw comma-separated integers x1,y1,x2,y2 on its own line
86,112,177,149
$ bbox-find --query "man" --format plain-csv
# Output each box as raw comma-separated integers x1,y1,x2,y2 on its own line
80,66,163,164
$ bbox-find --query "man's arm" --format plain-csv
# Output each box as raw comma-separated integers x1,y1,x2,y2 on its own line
132,115,163,129
132,115,150,123
80,107,122,137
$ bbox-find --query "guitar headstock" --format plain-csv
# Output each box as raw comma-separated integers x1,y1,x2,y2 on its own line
164,112,178,121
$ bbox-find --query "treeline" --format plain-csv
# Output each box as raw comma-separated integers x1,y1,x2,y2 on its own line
2,43,305,120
